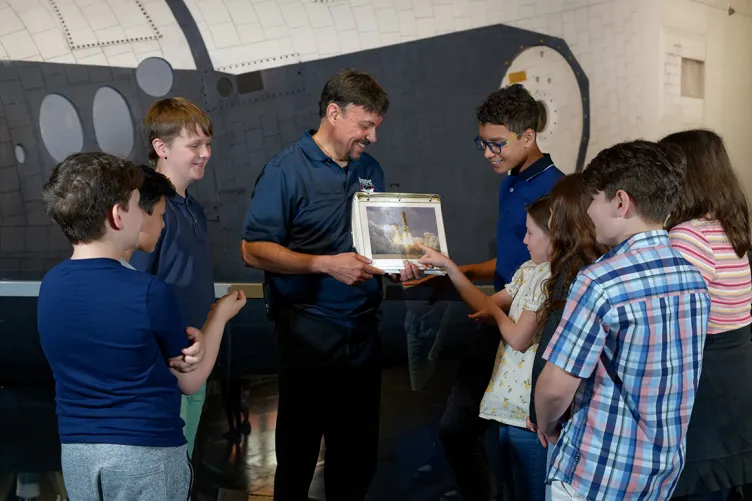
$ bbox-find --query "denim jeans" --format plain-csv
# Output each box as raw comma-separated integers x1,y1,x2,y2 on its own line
493,423,548,501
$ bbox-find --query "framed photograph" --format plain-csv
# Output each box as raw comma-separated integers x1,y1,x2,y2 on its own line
351,192,449,275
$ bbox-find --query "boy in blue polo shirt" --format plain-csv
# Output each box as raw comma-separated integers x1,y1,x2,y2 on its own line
437,84,563,501
130,97,216,459
37,152,246,501
121,164,176,269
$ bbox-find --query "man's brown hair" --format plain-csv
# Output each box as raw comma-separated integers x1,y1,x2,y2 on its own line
144,97,213,166
318,68,389,118
42,152,143,244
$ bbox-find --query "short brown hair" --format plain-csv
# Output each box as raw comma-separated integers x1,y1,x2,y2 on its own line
476,84,540,134
582,140,686,225
137,164,176,215
662,129,751,257
42,152,143,244
144,97,213,166
318,68,389,118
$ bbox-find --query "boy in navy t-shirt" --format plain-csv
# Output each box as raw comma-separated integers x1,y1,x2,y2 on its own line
38,152,246,501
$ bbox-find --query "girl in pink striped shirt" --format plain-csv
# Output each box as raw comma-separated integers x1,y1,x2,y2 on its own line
663,129,752,501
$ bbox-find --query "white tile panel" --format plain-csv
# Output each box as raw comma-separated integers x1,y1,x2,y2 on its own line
358,30,381,51
280,3,309,29
32,27,69,59
18,5,57,34
238,22,265,44
210,21,242,49
0,7,24,37
314,26,340,55
254,1,285,29
353,5,379,32
1,29,39,59
304,3,333,29
375,7,399,33
337,28,361,53
330,3,356,31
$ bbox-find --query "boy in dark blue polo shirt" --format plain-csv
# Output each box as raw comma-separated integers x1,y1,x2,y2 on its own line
130,97,216,459
241,69,418,501
37,152,245,501
121,165,176,269
437,84,563,501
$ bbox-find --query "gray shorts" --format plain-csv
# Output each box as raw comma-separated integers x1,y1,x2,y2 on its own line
61,443,192,501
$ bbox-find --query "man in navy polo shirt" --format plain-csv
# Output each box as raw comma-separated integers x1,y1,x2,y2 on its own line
436,84,564,501
241,69,419,501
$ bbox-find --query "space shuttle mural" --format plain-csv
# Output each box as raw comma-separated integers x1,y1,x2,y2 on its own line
0,0,589,282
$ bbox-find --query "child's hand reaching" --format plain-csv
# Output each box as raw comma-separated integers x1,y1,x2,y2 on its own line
468,295,501,325
416,243,453,270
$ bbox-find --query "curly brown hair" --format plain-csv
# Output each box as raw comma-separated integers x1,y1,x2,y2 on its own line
581,140,686,225
661,129,751,258
537,174,608,340
476,83,540,134
42,152,143,244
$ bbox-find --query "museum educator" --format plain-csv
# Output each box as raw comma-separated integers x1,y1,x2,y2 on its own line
240,68,418,501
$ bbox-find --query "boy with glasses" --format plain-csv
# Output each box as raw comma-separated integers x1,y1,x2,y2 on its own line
435,83,564,501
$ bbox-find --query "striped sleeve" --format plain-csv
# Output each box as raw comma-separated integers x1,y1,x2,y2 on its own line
669,223,716,285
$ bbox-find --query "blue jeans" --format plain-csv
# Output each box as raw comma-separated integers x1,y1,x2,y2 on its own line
493,423,548,501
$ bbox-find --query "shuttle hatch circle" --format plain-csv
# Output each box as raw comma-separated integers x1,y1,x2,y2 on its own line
136,57,174,98
39,94,84,163
93,87,134,159
14,144,26,164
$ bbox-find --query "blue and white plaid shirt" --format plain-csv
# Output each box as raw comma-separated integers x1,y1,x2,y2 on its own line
543,230,710,501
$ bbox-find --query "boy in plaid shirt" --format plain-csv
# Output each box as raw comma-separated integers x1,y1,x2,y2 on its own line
534,140,710,501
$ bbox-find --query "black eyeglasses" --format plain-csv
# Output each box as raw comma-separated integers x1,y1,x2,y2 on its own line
474,132,523,154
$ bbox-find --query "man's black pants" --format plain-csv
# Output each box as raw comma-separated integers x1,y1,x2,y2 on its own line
273,309,381,501
438,323,500,501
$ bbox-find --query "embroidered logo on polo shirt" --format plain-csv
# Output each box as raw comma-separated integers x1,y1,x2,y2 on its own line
358,177,374,193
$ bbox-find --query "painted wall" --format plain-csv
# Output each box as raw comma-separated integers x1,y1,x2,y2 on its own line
0,0,750,282
640,0,752,193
